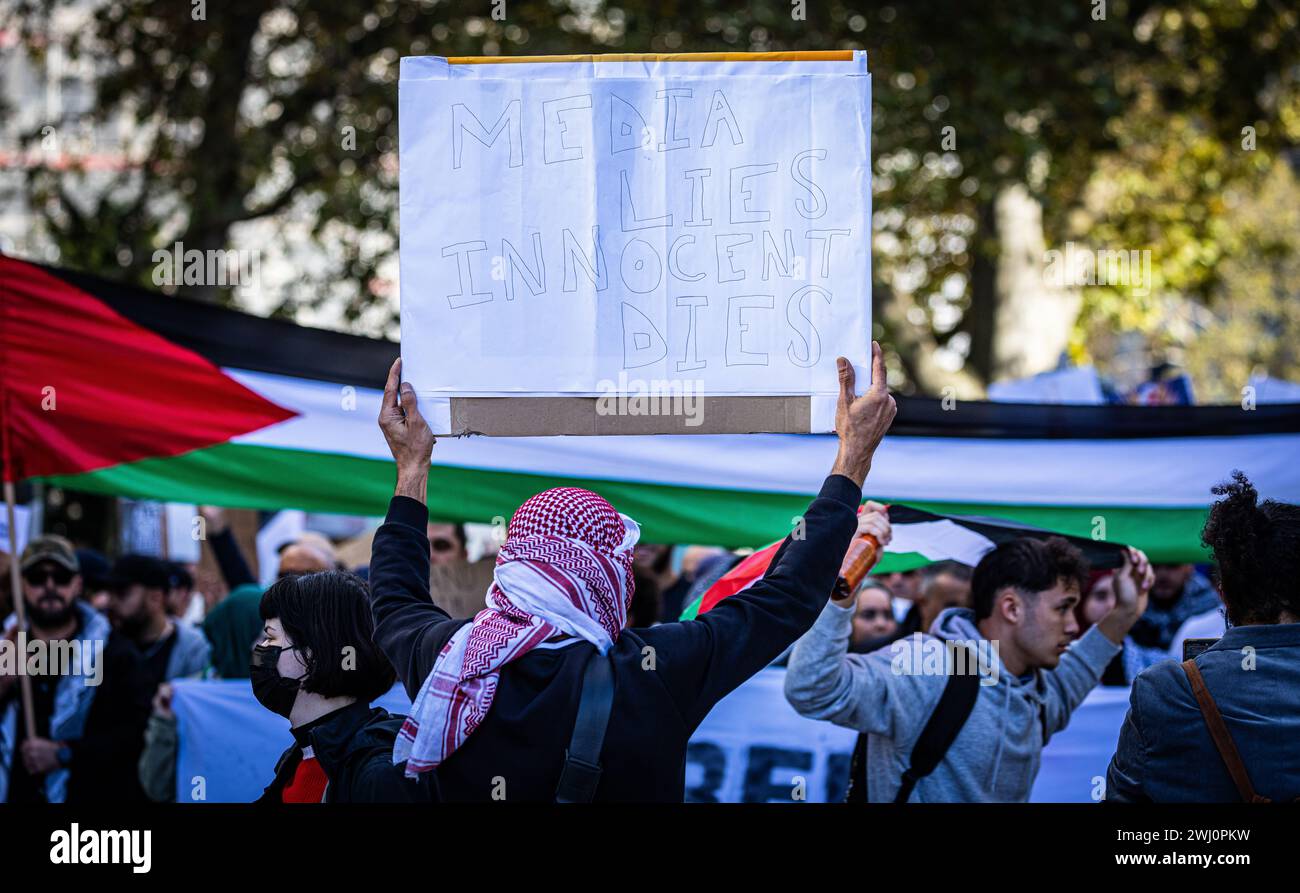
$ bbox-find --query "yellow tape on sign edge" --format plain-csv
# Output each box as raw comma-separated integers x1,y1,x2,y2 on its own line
446,51,855,64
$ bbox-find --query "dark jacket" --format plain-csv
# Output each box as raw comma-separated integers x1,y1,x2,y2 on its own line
1106,621,1300,802
65,630,153,804
257,701,434,803
3,604,150,803
368,474,860,802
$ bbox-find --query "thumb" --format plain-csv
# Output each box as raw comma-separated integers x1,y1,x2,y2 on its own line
837,356,856,405
399,382,424,426
382,357,402,412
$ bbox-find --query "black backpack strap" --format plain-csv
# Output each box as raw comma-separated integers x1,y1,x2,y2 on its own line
894,641,982,803
844,732,869,803
555,647,615,803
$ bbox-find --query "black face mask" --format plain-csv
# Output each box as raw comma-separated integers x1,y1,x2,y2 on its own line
250,644,304,718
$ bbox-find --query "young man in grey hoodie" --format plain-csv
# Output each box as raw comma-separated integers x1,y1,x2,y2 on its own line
785,531,1153,802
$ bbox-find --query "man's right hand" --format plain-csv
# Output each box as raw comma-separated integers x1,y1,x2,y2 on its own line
831,341,897,488
152,682,174,720
379,357,436,503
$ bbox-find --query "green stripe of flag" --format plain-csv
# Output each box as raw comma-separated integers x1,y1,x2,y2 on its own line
43,443,1211,561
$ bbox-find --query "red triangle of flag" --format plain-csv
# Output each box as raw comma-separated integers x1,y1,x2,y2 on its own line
1,257,296,481
697,540,783,615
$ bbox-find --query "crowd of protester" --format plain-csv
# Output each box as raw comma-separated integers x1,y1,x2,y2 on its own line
2,348,1296,803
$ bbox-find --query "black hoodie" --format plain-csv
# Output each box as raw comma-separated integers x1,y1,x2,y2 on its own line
366,474,860,802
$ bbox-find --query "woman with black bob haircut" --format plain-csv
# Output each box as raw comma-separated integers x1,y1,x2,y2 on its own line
252,571,435,802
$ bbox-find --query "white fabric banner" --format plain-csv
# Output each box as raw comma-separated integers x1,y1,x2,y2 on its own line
0,505,31,557
226,370,1300,508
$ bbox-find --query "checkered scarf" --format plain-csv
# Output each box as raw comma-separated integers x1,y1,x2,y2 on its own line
393,487,639,776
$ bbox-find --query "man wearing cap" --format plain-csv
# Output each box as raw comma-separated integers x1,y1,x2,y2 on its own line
0,536,149,802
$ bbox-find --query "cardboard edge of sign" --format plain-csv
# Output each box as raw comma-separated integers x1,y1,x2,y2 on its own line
439,396,816,436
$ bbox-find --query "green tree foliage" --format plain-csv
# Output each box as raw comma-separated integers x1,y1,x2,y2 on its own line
4,1,1298,397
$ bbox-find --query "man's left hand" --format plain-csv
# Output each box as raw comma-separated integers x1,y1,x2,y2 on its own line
1097,546,1154,645
1113,546,1154,619
378,357,436,501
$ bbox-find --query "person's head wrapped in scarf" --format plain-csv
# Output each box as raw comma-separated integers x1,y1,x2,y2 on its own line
394,486,638,775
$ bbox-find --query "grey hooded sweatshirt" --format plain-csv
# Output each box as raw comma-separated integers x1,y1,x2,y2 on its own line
785,602,1119,802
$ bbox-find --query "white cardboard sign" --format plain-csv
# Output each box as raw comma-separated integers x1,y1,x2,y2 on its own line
399,55,872,433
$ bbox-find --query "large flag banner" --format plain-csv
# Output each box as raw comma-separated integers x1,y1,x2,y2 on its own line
5,257,1300,561
398,52,873,434
0,259,292,482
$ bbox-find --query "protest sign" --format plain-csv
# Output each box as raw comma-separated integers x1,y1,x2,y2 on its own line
0,504,31,557
399,52,872,435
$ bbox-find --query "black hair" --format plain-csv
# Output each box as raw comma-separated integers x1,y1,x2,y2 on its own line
646,544,673,576
259,571,395,701
426,522,467,550
108,554,172,593
856,576,895,599
970,537,1089,621
76,549,111,590
1201,471,1300,626
168,562,194,591
629,566,661,628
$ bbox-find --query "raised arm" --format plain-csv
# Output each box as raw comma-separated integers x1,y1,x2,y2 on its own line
199,506,256,589
1039,547,1149,735
783,598,934,740
781,502,912,733
644,342,898,730
369,358,467,697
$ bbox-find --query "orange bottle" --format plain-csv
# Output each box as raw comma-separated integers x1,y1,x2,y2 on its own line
836,533,880,595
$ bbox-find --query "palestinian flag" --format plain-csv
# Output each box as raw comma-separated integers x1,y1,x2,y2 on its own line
685,504,1132,619
3,256,1299,565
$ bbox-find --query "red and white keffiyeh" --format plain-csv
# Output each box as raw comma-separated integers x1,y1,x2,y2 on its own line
393,487,639,776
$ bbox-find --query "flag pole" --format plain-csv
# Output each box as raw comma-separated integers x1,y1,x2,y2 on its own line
159,502,170,561
2,408,38,738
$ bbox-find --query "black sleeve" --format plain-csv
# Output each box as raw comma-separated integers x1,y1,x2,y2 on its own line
640,474,861,730
210,527,256,589
368,496,469,699
345,750,437,803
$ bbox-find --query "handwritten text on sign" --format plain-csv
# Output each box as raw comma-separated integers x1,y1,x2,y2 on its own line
400,71,871,397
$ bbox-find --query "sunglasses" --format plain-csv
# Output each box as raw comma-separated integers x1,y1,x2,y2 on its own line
24,566,75,587
430,538,456,553
855,608,892,622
